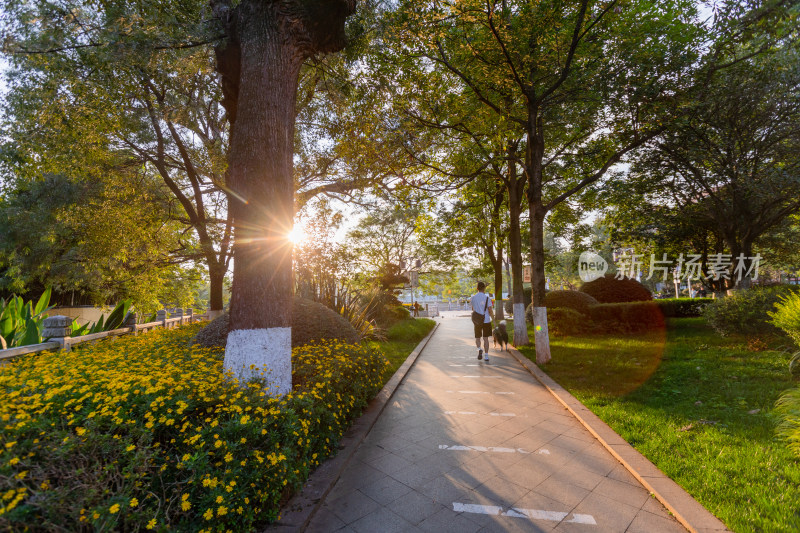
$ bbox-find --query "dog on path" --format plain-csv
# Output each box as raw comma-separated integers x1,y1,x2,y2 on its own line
493,320,509,351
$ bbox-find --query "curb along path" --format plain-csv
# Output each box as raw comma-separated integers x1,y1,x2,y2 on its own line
300,317,725,532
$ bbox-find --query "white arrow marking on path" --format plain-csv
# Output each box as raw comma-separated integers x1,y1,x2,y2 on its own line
445,390,515,395
438,445,551,455
448,375,504,378
452,503,596,525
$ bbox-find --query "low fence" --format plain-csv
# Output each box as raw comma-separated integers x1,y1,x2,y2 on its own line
0,308,206,362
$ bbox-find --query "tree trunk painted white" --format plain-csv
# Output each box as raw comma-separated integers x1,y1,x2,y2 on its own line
224,328,292,395
532,306,551,365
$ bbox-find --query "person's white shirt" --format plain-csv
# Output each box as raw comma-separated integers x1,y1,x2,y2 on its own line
470,292,493,323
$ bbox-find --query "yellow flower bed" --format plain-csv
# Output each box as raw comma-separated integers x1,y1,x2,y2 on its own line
0,324,389,531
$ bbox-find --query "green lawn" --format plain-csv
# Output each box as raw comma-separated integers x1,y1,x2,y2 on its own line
517,318,800,532
368,318,436,378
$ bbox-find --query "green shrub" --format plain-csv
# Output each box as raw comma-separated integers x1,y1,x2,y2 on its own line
385,318,436,343
654,298,714,318
775,386,800,458
790,353,800,379
587,302,666,332
769,291,800,347
193,296,360,348
359,290,408,328
547,308,591,337
704,285,800,337
579,274,653,303
0,325,389,531
544,290,599,316
0,288,53,348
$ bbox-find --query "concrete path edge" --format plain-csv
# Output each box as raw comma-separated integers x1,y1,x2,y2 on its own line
506,345,731,533
267,322,441,532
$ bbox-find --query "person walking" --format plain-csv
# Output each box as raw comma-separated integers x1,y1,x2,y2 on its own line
470,281,494,363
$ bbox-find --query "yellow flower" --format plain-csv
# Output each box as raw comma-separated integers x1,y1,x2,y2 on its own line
147,518,157,529
108,504,120,514
203,508,214,520
126,444,136,452
181,500,191,511
130,498,138,507
217,506,228,516
216,495,223,504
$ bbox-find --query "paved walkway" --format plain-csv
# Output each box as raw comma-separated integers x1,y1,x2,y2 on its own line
306,317,687,532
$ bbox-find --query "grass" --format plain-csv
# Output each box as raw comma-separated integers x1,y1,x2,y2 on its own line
368,318,436,377
517,318,800,532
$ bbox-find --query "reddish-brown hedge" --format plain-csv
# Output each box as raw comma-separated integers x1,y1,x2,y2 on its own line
579,274,653,303
543,290,599,315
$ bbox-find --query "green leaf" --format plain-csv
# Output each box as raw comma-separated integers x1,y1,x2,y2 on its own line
20,317,42,346
89,315,105,334
104,299,132,331
34,287,52,317
70,318,89,337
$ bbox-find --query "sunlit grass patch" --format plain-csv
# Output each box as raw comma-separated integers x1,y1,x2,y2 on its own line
519,317,800,532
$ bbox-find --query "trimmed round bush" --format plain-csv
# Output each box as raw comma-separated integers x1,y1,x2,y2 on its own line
579,274,652,303
544,290,599,316
193,296,360,348
704,285,800,337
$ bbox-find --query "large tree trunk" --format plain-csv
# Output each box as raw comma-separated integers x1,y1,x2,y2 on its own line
208,263,226,318
214,0,355,394
507,161,530,346
526,113,550,364
493,251,505,322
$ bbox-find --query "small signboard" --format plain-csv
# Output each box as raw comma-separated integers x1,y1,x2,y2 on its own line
523,265,531,283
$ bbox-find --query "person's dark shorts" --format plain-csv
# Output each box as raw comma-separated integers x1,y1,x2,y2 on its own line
474,321,492,338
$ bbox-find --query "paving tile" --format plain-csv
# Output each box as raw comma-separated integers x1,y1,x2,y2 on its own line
327,490,381,525
331,460,386,493
418,507,482,533
366,451,414,476
627,509,687,533
350,507,414,533
593,476,650,508
557,491,639,532
394,441,439,463
472,474,531,503
418,475,471,504
305,505,346,532
359,474,413,506
388,490,447,525
606,463,640,486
